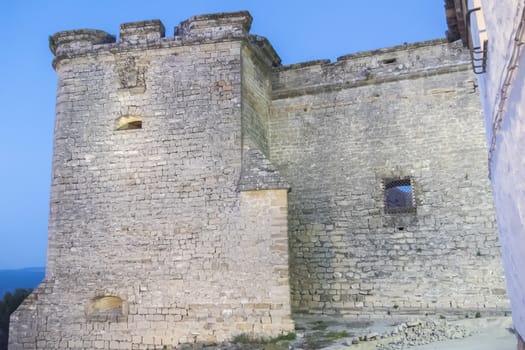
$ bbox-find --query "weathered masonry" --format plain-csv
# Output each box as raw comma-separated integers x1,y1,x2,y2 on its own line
10,10,508,350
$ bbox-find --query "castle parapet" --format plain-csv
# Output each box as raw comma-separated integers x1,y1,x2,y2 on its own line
49,11,258,68
272,39,471,99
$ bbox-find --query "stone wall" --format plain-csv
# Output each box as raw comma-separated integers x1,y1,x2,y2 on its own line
269,39,508,315
9,13,293,350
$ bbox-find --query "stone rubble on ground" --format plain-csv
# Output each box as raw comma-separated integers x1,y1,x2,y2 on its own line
375,319,472,350
168,316,511,349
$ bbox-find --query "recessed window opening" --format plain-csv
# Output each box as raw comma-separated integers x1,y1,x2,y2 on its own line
86,295,124,319
381,58,397,64
116,115,142,131
384,178,415,214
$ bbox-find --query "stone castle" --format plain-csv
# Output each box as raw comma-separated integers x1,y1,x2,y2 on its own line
9,10,508,350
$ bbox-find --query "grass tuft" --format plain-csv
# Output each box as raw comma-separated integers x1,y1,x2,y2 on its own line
232,332,296,344
325,330,351,340
313,320,328,331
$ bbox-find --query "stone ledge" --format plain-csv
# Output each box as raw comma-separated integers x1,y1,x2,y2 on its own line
50,11,256,68
238,147,290,192
336,38,450,61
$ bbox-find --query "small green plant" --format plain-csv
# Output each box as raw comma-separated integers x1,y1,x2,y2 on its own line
232,333,258,344
465,314,469,318
313,320,328,331
439,315,446,319
387,310,391,315
232,332,296,344
475,311,481,318
325,331,351,340
48,35,57,53
272,332,296,342
0,289,33,350
393,304,399,309
416,248,422,253
476,251,482,257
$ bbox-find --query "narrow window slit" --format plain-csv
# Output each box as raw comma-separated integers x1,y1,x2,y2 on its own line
116,115,143,131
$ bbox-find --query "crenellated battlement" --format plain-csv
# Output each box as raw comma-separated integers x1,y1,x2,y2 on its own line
50,11,257,68
49,11,463,82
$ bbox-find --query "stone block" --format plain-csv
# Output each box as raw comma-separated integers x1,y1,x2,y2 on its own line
120,20,165,44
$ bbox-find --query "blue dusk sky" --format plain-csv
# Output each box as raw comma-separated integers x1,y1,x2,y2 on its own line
0,0,448,269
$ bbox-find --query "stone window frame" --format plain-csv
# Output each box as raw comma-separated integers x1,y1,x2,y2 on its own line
382,177,416,214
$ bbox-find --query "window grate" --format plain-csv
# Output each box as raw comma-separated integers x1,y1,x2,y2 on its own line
384,178,415,214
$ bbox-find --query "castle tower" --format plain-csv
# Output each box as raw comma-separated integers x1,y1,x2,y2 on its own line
9,12,294,349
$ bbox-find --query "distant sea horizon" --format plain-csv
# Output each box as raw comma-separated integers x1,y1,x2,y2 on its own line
0,267,45,298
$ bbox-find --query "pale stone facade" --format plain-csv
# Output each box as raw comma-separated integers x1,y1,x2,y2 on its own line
446,0,525,348
271,39,507,315
9,10,508,350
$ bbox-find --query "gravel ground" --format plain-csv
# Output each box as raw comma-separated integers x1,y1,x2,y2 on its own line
178,315,516,349
292,315,515,350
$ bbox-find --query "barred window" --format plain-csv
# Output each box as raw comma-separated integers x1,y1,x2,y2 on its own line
384,178,415,214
